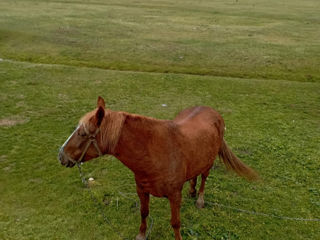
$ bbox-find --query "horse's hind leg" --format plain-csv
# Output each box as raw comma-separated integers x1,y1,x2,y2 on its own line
189,177,197,197
136,185,150,240
196,170,210,209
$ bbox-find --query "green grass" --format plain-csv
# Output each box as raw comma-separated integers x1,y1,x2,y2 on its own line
1,0,320,239
0,0,320,82
1,60,319,239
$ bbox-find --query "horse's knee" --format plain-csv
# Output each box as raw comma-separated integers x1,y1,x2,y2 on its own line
141,209,149,219
171,219,181,229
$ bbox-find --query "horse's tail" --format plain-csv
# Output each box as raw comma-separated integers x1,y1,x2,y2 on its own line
219,139,259,181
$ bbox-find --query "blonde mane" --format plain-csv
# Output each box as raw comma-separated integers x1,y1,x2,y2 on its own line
101,110,126,153
79,109,127,153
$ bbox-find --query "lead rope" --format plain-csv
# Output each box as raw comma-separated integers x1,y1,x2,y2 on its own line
76,162,318,239
118,191,154,239
76,163,128,240
76,163,154,240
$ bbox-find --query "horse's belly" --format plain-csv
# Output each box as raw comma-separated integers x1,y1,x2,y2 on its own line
135,175,184,197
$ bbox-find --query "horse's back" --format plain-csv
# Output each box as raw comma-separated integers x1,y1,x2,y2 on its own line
174,106,224,133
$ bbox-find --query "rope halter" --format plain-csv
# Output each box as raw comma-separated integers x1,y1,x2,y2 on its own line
69,127,102,164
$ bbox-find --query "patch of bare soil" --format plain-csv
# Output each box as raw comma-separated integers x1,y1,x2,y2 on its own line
0,118,28,127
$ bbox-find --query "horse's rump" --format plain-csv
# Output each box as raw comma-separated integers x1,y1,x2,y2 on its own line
171,106,225,179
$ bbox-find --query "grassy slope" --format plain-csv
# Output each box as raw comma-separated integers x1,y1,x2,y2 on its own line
1,0,320,239
0,0,320,82
0,60,319,239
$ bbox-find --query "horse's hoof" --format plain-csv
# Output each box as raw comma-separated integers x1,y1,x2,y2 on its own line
196,199,205,209
136,233,146,240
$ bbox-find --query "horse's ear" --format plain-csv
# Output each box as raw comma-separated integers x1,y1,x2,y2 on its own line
95,106,105,127
97,96,105,109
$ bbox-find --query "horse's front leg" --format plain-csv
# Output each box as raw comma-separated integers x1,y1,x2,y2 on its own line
169,192,183,240
136,185,150,240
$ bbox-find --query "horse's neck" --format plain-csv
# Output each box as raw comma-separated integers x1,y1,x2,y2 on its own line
112,113,165,172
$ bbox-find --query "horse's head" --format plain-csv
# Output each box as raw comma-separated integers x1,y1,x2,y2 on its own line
58,96,106,168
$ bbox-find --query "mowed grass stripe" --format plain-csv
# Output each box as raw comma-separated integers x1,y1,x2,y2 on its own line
0,60,319,239
2,58,314,84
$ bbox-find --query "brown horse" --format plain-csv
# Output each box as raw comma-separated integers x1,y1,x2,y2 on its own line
58,96,258,240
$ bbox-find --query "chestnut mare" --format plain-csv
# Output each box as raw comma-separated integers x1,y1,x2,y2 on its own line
58,97,258,240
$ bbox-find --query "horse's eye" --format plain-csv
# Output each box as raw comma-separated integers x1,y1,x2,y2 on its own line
78,130,86,137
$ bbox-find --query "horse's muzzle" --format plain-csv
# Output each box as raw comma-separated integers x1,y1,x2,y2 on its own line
58,149,76,168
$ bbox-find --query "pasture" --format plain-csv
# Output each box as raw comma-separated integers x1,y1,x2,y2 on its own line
0,0,319,239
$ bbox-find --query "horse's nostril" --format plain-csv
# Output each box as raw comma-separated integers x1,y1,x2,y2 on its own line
58,150,67,165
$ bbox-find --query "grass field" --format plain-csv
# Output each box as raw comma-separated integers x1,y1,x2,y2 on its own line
0,0,320,240
1,0,320,82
